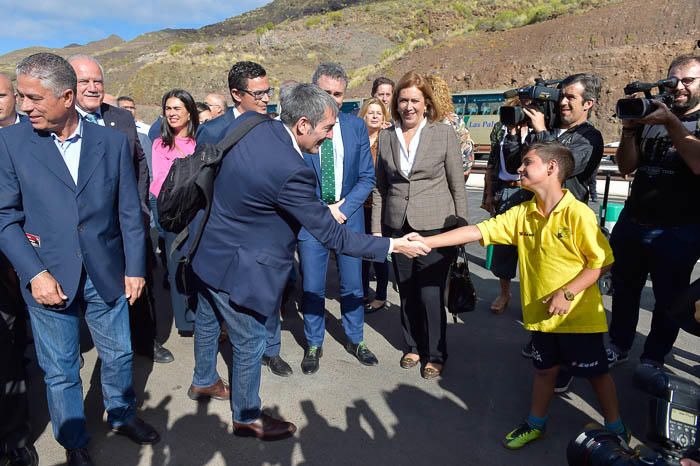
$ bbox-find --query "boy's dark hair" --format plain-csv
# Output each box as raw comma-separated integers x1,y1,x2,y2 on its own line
526,142,574,183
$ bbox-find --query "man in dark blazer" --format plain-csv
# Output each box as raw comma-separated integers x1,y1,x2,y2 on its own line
69,55,173,364
190,83,428,440
0,53,158,466
195,61,294,379
297,63,377,375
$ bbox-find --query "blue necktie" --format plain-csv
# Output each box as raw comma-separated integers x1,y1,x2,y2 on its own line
83,112,99,124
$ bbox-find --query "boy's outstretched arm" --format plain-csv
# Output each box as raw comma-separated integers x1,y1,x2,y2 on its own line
407,225,483,249
544,265,611,315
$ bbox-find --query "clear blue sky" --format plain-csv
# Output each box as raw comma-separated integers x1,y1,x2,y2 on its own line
0,0,272,56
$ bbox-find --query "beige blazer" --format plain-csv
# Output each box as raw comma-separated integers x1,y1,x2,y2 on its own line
372,121,468,233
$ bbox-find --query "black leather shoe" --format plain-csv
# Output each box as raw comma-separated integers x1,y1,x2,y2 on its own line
262,355,293,377
111,417,160,445
153,341,174,364
301,346,322,375
65,448,93,466
5,445,39,466
345,341,378,366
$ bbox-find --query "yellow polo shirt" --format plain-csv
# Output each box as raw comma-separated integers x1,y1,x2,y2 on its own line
476,190,613,333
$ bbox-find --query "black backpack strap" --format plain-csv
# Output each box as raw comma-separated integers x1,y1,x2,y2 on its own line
175,113,271,262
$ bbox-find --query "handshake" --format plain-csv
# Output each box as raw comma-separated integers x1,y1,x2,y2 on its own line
389,232,431,259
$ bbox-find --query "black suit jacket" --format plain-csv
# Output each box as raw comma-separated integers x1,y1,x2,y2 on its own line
101,103,149,215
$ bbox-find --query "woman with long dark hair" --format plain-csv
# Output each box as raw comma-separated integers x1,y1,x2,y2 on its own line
151,89,199,336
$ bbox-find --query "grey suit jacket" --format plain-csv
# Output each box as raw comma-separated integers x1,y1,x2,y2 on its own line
372,121,468,233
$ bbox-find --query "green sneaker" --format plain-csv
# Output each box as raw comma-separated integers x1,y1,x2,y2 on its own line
502,422,544,449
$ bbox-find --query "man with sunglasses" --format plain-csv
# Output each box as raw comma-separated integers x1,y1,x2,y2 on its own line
195,61,294,380
607,54,700,369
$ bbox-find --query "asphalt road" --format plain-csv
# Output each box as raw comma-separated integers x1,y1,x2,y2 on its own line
27,188,699,466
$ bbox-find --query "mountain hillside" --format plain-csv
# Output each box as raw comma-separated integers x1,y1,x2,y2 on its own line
1,0,697,140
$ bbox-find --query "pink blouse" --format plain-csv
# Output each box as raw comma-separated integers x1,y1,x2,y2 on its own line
150,136,196,197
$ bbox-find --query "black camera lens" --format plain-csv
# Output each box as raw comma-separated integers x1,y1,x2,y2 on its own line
567,429,638,466
499,106,525,126
616,98,653,119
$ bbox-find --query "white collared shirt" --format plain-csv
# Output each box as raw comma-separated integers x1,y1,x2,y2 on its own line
282,123,305,159
395,118,427,176
51,118,83,185
322,117,344,202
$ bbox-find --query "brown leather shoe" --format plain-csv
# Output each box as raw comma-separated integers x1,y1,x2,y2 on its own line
187,379,230,401
232,413,297,440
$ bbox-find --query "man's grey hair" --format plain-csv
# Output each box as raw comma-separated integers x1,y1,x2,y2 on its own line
560,73,600,103
67,54,105,78
16,53,77,97
278,79,299,113
280,83,338,128
311,62,348,88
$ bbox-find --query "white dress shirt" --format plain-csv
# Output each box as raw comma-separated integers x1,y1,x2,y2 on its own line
51,118,83,185
395,118,427,176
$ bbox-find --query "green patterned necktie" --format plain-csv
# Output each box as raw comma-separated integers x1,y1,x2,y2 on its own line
320,138,335,204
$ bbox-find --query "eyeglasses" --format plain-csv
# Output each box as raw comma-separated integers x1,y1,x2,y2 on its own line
663,77,700,89
239,88,275,100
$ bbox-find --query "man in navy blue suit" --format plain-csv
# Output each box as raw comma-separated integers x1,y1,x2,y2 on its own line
0,53,158,466
190,83,429,440
298,63,378,375
194,61,294,380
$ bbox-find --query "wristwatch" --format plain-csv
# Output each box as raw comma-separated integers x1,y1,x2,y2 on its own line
562,287,575,301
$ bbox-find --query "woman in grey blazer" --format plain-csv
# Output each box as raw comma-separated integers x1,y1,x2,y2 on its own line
372,71,468,379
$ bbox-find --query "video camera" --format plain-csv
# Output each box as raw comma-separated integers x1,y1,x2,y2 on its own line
567,364,700,465
616,79,677,119
499,78,562,127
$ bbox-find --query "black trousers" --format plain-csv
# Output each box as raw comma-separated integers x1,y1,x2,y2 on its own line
0,259,31,453
392,222,457,364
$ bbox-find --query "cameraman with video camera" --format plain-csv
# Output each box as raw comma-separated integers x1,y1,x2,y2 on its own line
504,73,604,203
606,54,700,370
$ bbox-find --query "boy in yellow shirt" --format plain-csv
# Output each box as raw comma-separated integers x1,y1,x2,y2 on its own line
410,142,627,449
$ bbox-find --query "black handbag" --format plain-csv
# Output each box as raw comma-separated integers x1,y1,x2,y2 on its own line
446,247,476,321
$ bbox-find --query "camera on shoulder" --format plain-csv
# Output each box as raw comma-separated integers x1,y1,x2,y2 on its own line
567,363,699,465
499,78,562,127
616,79,677,119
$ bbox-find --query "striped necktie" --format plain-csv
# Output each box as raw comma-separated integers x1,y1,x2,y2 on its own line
320,138,335,204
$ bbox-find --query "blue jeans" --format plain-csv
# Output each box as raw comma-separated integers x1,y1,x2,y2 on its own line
27,274,135,449
192,285,266,423
299,237,364,347
609,212,700,363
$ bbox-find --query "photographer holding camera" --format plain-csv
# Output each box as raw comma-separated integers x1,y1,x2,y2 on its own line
504,73,604,204
607,54,700,369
